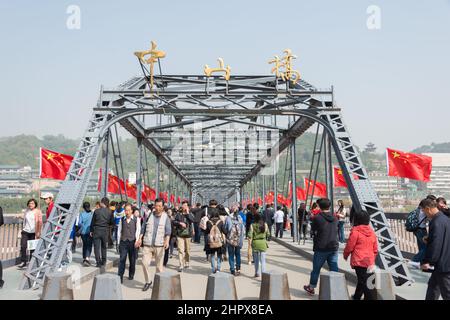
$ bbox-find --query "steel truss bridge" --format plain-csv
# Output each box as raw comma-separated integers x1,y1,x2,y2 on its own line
20,73,413,289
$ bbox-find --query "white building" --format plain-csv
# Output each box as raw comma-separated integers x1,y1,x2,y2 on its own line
424,153,450,197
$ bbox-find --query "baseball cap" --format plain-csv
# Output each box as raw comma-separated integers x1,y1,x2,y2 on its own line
40,192,54,199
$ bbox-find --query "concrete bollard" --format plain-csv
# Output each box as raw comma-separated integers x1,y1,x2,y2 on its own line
90,274,123,300
151,271,182,300
371,270,396,300
205,272,238,300
319,271,350,300
41,272,74,300
259,270,291,300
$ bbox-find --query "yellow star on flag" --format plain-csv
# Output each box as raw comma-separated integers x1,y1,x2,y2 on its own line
46,153,54,160
392,151,400,158
337,169,343,175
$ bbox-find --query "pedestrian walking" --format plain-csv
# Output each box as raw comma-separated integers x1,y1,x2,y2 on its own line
274,206,284,238
90,197,115,268
224,205,245,276
117,204,141,283
304,198,339,295
248,214,269,278
297,203,309,242
336,200,347,243
136,198,171,291
343,210,378,300
173,201,195,272
263,204,274,239
192,203,203,243
205,208,226,273
17,199,42,269
420,198,450,300
78,201,94,266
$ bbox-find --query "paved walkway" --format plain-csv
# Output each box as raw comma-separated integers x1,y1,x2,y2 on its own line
272,235,431,300
1,238,356,300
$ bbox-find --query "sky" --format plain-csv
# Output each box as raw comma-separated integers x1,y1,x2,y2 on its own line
1,0,449,152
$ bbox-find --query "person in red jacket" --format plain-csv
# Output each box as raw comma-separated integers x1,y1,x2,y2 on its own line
343,210,378,300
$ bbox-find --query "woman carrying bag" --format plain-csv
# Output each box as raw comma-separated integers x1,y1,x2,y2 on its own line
16,199,43,269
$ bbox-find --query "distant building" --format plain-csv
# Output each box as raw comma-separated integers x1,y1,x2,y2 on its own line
0,165,32,178
424,153,450,197
0,174,32,197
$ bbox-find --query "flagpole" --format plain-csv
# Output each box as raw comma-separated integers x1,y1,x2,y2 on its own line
386,149,392,212
38,147,42,210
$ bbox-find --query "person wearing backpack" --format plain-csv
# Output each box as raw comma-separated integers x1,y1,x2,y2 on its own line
248,214,269,278
343,210,378,300
224,205,245,276
406,197,433,268
205,209,226,273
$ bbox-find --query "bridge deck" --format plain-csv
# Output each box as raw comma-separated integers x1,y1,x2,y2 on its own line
0,234,430,300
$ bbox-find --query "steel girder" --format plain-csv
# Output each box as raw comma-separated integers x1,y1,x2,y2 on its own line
20,111,112,289
20,74,412,289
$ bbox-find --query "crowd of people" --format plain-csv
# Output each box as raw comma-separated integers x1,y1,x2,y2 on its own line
1,192,449,300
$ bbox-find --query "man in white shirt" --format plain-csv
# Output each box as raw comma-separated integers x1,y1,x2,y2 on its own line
274,206,285,238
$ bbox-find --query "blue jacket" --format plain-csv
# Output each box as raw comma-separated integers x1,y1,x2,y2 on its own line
78,211,93,235
239,211,246,224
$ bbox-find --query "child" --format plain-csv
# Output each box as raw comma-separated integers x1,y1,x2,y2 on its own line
343,210,378,300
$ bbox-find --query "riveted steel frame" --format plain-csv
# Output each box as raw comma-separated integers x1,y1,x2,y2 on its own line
20,74,412,289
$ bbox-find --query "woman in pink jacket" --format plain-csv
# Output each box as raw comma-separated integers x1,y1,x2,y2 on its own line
343,210,378,300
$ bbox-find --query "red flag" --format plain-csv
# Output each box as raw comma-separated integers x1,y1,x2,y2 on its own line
126,181,137,200
334,166,360,188
387,148,432,182
96,169,126,195
143,184,156,201
304,178,327,198
40,148,73,180
277,194,286,206
296,187,306,201
170,194,175,204
258,197,263,206
161,192,168,203
177,196,181,204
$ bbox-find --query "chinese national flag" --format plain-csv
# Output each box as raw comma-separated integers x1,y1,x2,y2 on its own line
266,191,274,204
304,178,327,198
258,197,263,206
170,194,175,204
177,196,181,204
386,148,432,182
40,148,73,180
277,194,286,206
126,181,137,200
97,169,126,194
143,184,156,201
334,166,360,188
159,192,168,203
296,187,306,201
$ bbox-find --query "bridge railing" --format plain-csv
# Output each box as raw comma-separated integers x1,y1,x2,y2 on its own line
0,216,83,268
0,216,23,268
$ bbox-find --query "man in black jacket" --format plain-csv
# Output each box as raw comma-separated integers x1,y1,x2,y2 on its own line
191,203,203,244
90,197,115,267
420,198,450,300
173,201,195,272
304,198,339,295
263,204,275,239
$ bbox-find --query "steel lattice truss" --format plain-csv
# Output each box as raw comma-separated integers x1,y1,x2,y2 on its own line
20,74,413,289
